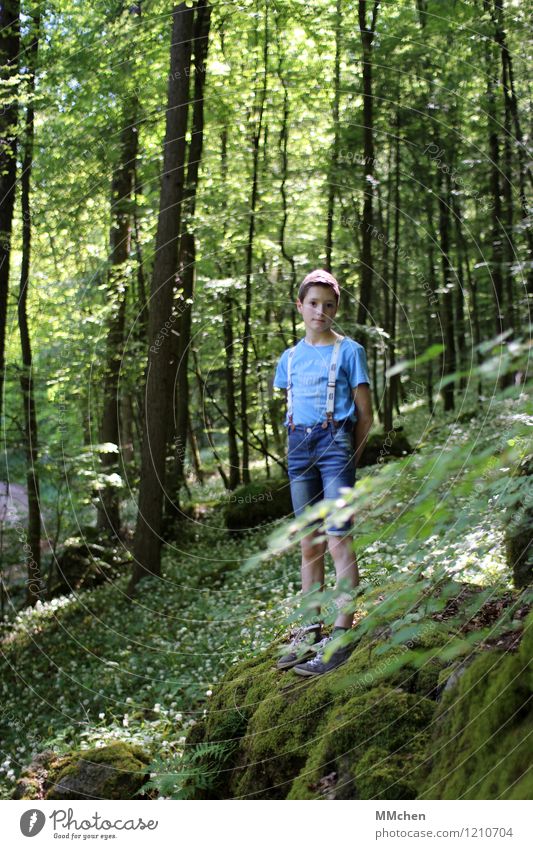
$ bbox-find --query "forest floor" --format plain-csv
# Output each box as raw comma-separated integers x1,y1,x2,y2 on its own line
0,388,531,797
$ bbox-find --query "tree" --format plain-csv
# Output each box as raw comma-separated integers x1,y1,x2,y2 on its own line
128,2,195,593
18,5,42,606
0,0,20,426
356,0,380,326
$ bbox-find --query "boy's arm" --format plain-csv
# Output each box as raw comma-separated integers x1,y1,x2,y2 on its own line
352,384,374,465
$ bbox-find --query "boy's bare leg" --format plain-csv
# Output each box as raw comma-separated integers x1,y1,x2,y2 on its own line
327,534,359,629
300,529,327,619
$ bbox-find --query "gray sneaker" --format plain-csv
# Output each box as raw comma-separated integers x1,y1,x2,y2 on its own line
293,630,353,677
276,624,323,670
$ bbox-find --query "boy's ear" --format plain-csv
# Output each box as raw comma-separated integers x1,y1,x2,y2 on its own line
296,298,303,314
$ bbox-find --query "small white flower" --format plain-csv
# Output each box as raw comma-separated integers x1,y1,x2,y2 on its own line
98,712,105,720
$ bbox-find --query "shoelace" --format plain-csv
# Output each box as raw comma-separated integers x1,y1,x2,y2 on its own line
289,626,321,649
304,636,331,666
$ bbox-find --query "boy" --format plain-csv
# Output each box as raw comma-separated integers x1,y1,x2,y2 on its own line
273,269,373,676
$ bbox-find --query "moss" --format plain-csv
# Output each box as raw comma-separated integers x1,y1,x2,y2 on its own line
13,743,150,801
288,686,434,799
232,674,340,799
182,603,531,800
420,610,533,799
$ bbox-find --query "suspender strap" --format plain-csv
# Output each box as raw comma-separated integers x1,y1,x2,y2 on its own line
322,336,343,428
287,337,344,430
287,345,296,431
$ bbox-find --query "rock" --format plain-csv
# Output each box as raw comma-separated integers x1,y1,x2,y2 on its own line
505,454,533,590
180,588,531,800
49,528,129,597
419,609,533,799
359,430,413,467
181,622,448,800
224,477,293,532
12,742,150,800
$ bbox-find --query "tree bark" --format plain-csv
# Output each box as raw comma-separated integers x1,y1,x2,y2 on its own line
240,5,269,484
128,3,194,594
0,0,20,427
357,0,380,326
18,7,42,606
481,0,507,340
437,163,456,412
325,0,342,271
274,9,297,344
97,99,138,537
165,0,211,519
492,0,533,295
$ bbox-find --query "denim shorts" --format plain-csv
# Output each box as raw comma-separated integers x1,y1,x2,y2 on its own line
287,420,356,536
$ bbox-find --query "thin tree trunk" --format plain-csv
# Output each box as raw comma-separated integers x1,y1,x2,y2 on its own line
454,198,483,401
357,0,380,326
437,162,456,412
222,291,241,489
97,98,138,537
325,0,342,271
492,0,533,295
274,10,297,343
388,102,401,427
484,0,505,335
166,0,211,519
0,0,20,427
128,3,194,594
187,410,204,484
240,5,269,484
18,7,42,606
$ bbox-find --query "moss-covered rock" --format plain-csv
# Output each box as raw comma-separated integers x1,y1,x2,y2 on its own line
50,529,129,598
419,609,533,800
505,454,533,589
289,687,434,800
359,430,413,467
183,625,449,799
224,477,293,531
13,742,150,800
182,597,531,800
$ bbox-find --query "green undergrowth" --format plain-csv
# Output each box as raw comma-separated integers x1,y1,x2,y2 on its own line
0,519,298,798
1,380,531,799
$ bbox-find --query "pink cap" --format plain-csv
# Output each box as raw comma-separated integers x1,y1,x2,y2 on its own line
299,269,340,302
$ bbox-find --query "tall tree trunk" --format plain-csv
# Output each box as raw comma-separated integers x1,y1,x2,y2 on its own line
325,0,342,271
357,0,380,326
0,0,20,426
18,7,42,606
454,196,483,401
128,3,194,594
97,98,139,537
240,4,268,484
274,10,297,343
484,0,505,336
222,291,241,489
437,163,456,412
165,0,211,519
492,0,533,296
387,102,401,428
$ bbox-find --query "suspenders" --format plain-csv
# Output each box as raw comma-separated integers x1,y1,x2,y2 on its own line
287,337,344,431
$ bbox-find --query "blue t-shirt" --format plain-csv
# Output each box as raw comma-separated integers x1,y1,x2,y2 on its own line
273,337,370,426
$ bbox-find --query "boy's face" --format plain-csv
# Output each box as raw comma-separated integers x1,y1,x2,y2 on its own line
296,285,338,333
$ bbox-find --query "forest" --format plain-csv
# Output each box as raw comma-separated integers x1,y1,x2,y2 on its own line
0,0,531,802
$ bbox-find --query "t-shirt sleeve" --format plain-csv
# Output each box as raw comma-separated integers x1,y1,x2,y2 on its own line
347,342,371,388
273,349,289,389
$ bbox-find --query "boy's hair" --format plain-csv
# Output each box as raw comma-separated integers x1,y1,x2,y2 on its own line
298,269,340,304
